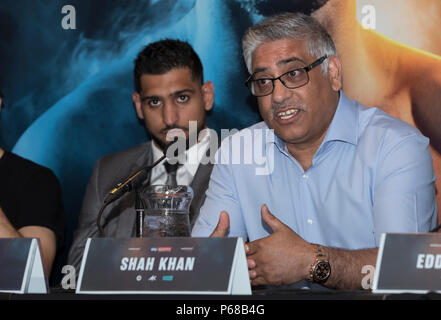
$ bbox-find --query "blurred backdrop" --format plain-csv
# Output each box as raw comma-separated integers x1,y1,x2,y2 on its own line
1,0,440,285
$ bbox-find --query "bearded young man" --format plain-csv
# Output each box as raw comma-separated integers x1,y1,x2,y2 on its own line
68,40,216,272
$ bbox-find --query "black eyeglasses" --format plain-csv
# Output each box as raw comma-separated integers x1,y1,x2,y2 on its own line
245,55,328,97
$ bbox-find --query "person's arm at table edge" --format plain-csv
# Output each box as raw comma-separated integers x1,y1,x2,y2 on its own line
0,206,56,276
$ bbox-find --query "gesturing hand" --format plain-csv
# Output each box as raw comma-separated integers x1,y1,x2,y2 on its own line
245,204,314,286
209,210,230,238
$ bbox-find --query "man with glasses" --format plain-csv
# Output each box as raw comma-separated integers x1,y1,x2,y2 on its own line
192,13,437,290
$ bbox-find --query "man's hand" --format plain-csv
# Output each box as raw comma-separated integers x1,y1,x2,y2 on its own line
209,211,230,237
245,204,314,286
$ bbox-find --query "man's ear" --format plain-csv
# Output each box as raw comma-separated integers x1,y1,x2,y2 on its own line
201,81,215,112
132,92,144,120
327,55,343,92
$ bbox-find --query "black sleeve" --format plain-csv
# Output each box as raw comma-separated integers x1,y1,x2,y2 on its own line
15,168,66,250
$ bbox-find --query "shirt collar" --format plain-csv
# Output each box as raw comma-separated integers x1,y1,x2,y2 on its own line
151,129,212,163
322,91,359,146
152,139,165,162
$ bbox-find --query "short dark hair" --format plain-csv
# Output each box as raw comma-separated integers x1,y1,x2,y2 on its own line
133,39,204,93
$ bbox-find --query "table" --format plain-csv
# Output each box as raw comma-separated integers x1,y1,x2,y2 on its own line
2,286,440,299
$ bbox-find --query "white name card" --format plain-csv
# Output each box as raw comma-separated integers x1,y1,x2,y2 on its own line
0,238,48,294
373,233,441,294
76,237,251,295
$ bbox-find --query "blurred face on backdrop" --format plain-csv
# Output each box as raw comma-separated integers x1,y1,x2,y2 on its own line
255,0,331,16
133,67,214,151
250,39,342,152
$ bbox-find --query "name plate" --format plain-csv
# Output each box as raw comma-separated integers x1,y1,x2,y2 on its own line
76,237,251,295
373,233,441,294
0,238,48,294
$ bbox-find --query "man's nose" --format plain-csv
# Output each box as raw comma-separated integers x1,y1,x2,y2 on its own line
271,78,292,104
162,103,178,126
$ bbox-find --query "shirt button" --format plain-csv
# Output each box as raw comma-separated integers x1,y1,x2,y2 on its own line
307,219,313,225
302,173,308,179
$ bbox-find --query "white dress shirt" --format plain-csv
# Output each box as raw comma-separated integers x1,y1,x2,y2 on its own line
150,129,212,186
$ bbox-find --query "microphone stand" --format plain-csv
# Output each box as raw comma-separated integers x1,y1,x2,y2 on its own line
135,188,145,238
96,154,166,237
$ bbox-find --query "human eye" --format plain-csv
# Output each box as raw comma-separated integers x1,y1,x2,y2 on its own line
255,78,271,87
283,68,306,84
177,95,189,103
287,69,301,79
148,98,162,108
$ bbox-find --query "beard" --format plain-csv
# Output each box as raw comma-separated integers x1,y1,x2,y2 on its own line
151,120,207,155
256,0,330,16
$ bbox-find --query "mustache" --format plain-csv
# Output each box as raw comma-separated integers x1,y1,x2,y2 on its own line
159,126,189,135
270,102,305,118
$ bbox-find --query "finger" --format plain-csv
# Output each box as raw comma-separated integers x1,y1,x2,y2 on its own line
247,258,256,269
248,260,264,282
245,240,258,255
210,211,230,238
261,204,285,232
249,269,257,280
251,276,267,287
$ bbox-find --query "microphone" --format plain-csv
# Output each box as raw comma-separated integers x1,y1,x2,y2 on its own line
103,154,166,206
96,154,166,237
96,134,192,237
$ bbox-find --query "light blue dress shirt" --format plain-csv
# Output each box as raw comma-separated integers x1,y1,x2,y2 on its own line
192,92,437,250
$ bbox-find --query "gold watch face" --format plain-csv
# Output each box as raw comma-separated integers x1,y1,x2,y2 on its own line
314,261,331,283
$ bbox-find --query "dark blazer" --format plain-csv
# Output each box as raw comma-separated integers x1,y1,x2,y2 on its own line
67,141,214,272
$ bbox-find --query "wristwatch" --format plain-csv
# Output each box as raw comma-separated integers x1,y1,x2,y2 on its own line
308,244,331,284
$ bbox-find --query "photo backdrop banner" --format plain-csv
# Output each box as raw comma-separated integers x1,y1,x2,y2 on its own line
1,0,440,284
